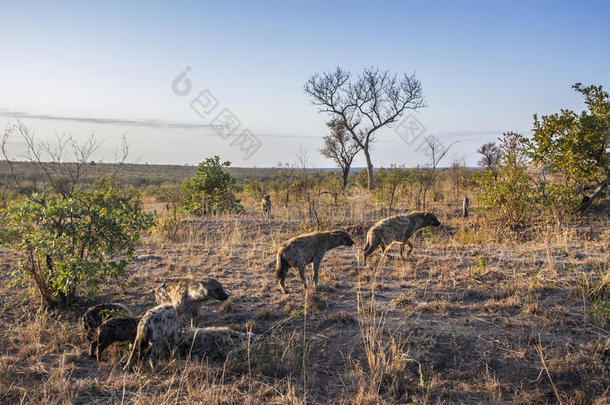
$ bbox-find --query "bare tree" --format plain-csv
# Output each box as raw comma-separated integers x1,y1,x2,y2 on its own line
0,121,132,307
1,121,127,203
305,66,425,190
320,118,361,193
448,158,468,202
477,142,502,176
293,145,323,228
414,136,457,209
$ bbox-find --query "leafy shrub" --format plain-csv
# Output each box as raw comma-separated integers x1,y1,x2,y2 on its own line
374,166,409,214
152,215,186,242
0,178,154,307
180,156,243,215
475,166,534,227
529,83,609,190
476,132,535,227
355,169,369,189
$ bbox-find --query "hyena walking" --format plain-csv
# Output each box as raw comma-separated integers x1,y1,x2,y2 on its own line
124,304,179,371
261,195,271,220
275,230,354,294
363,211,441,265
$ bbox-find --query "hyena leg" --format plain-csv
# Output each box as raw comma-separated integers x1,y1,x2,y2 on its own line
96,338,111,362
166,330,178,359
148,342,161,370
124,340,141,371
399,237,413,258
278,277,287,294
296,264,308,289
89,340,98,358
312,257,322,290
405,240,413,256
363,241,378,265
278,262,290,294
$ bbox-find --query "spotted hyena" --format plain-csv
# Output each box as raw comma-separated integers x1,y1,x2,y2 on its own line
155,277,229,325
82,303,132,343
363,211,441,265
90,316,139,361
124,304,179,371
276,230,354,294
261,195,271,220
178,326,256,360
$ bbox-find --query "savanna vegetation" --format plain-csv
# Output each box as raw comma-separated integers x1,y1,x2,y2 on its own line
0,83,607,404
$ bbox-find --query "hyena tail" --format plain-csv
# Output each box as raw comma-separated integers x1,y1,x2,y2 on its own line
275,254,289,281
124,327,144,371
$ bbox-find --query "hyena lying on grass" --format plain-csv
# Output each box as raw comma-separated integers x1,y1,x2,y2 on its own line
276,230,354,294
178,326,256,360
363,211,441,265
90,316,139,361
261,194,271,220
125,304,179,371
155,277,229,325
82,303,132,343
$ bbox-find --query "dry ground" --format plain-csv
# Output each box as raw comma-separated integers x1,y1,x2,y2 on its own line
0,201,608,404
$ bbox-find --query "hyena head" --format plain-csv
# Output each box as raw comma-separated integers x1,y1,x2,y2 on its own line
331,230,355,247
200,278,229,301
424,212,441,227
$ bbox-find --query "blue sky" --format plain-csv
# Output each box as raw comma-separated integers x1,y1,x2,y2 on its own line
1,1,608,167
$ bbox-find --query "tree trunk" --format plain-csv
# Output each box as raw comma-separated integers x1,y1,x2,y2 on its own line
342,168,349,194
579,180,607,212
363,147,374,190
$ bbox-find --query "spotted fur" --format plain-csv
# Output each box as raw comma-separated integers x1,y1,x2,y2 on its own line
155,277,228,325
178,326,256,360
261,195,272,220
124,304,179,370
363,211,441,265
276,230,354,294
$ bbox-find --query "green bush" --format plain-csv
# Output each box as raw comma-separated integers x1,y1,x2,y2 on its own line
0,178,154,307
180,156,243,215
477,84,609,225
476,132,535,227
374,166,409,214
529,83,609,190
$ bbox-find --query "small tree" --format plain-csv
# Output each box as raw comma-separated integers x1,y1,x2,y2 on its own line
1,179,154,306
151,184,186,242
528,83,609,211
320,118,361,193
153,184,184,221
0,122,153,307
181,156,243,215
476,132,535,227
320,172,343,205
448,159,469,202
414,136,457,209
355,169,369,189
375,165,409,215
477,142,502,177
305,66,425,190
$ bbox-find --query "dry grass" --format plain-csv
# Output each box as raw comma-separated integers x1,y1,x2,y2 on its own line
0,194,608,404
